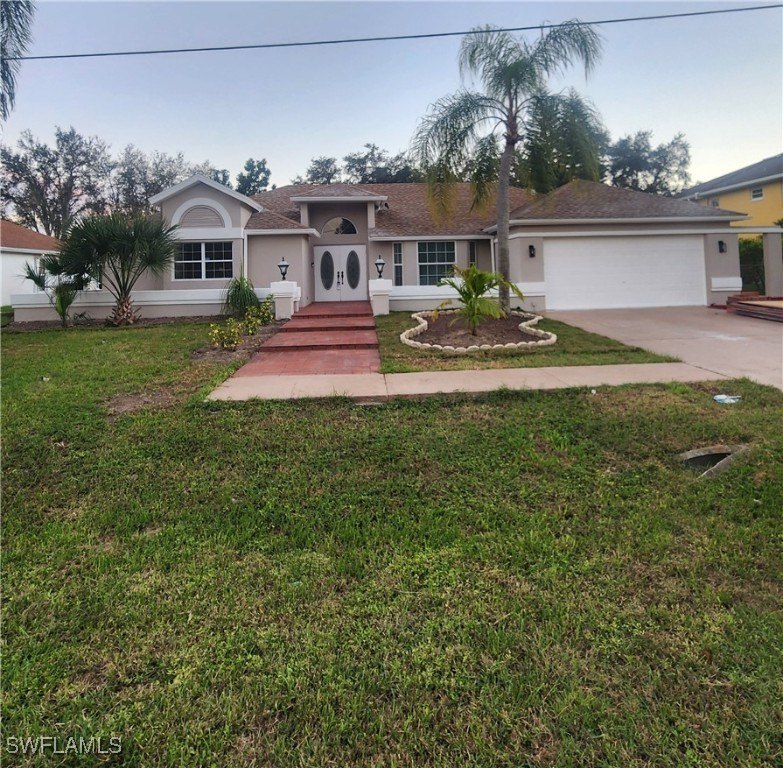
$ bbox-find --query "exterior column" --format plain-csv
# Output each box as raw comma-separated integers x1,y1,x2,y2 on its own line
269,280,300,319
761,233,783,295
368,278,392,316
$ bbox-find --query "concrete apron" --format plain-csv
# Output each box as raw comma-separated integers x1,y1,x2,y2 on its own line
207,362,728,402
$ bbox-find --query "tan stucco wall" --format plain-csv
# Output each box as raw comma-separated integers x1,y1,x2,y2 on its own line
247,235,314,305
308,203,368,246
703,233,742,304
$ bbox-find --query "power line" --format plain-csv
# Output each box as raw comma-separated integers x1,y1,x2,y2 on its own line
7,4,782,62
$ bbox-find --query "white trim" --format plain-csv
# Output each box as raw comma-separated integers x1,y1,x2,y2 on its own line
171,197,232,228
371,234,492,242
172,226,243,240
173,241,234,282
246,229,320,237
290,194,387,203
505,228,778,239
10,288,270,310
682,173,782,200
486,215,747,232
416,240,456,287
0,246,59,257
148,174,263,211
711,277,743,292
389,281,544,301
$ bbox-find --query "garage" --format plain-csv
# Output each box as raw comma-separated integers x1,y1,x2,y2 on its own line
543,235,707,310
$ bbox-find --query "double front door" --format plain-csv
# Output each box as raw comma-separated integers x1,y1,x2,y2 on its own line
314,246,368,302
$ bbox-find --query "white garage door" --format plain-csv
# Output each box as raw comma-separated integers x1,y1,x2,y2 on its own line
543,236,706,310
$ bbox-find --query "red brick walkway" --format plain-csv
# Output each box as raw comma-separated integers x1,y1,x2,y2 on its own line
234,301,381,376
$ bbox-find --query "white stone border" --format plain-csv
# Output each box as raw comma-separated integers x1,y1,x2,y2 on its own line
400,309,557,355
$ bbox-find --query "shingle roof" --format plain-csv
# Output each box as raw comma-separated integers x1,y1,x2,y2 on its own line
252,183,535,237
0,219,61,251
245,210,312,231
509,180,746,221
290,184,386,200
679,154,783,199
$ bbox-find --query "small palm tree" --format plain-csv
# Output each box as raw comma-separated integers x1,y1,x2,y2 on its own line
436,265,525,335
413,22,602,314
23,254,88,327
58,213,178,325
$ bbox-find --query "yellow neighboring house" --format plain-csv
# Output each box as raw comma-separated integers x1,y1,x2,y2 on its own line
679,154,782,228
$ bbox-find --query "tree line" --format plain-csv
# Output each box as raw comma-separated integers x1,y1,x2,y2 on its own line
1,123,691,240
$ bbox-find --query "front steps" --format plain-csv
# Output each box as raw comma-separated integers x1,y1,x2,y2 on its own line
238,301,381,375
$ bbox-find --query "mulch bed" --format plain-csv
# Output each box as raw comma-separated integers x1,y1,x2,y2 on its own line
190,321,282,363
4,315,218,333
417,315,543,347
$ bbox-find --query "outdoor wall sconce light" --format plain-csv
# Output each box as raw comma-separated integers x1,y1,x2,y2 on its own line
718,240,727,253
375,255,386,277
528,245,536,258
277,257,289,279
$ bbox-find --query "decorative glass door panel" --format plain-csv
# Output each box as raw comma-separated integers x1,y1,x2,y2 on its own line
314,246,367,301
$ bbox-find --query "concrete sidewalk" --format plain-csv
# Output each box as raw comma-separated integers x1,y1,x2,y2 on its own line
207,362,729,402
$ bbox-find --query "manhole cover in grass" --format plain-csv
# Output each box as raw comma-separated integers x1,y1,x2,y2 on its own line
676,444,749,479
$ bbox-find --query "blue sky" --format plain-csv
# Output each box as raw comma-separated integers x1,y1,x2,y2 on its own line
5,1,782,187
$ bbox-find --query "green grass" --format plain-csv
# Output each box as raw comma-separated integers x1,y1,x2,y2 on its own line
376,312,675,373
2,322,782,767
1,304,14,327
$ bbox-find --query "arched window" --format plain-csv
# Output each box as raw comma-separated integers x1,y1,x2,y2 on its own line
321,217,357,236
180,205,224,228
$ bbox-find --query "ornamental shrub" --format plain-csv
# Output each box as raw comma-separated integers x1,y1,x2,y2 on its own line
209,318,244,350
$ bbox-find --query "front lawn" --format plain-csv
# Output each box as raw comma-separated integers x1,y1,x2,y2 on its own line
376,312,674,373
2,321,782,767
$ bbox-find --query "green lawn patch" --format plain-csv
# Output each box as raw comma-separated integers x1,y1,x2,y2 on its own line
2,321,782,767
1,304,14,327
376,312,675,373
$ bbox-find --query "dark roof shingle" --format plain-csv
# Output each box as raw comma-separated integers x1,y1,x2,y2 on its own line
253,183,534,237
510,180,746,221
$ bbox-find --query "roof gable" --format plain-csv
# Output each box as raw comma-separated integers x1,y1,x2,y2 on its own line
509,180,747,222
148,174,263,212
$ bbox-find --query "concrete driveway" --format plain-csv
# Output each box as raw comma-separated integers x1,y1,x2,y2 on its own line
548,307,783,390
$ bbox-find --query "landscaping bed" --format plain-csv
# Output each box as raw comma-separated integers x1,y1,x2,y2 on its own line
402,310,556,353
3,321,782,767
377,311,675,373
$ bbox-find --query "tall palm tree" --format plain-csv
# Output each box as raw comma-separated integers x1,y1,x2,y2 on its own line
413,22,602,313
58,213,178,326
1,0,35,120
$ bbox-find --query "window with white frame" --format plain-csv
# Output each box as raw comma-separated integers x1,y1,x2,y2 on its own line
174,241,233,280
393,242,403,286
709,199,720,207
751,187,764,200
418,241,455,286
469,241,477,266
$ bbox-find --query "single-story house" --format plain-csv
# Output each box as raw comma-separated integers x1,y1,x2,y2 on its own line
11,174,783,321
0,219,61,306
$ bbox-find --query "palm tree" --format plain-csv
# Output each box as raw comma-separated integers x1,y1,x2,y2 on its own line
23,254,88,327
58,213,178,325
413,22,602,313
1,0,35,121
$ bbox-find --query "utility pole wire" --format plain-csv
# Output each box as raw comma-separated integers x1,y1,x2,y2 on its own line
6,4,782,62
